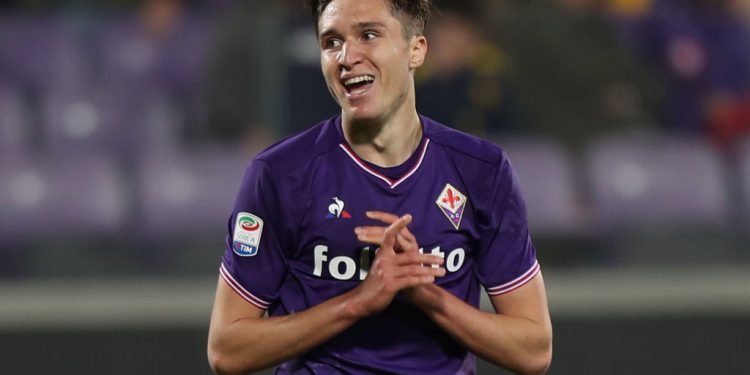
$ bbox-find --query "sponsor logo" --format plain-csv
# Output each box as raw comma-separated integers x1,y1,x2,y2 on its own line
312,245,466,281
232,212,263,256
326,197,352,219
436,183,467,230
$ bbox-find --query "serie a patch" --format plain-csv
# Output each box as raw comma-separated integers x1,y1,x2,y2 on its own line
232,212,263,256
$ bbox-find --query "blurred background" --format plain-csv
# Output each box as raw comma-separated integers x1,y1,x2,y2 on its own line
1,0,749,373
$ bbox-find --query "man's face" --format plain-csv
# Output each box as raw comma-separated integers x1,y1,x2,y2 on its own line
317,0,426,123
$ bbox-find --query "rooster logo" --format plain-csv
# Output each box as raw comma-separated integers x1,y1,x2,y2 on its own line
326,197,352,219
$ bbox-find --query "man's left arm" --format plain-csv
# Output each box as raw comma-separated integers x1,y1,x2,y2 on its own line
356,211,552,375
404,273,552,375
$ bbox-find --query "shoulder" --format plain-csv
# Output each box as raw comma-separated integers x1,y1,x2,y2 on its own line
253,116,342,175
422,116,517,206
422,115,507,167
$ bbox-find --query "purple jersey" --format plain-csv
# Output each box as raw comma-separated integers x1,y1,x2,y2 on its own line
220,115,539,374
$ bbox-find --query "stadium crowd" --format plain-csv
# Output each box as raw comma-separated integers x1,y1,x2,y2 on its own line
1,0,750,277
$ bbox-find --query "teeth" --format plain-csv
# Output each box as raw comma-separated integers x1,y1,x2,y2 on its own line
344,75,374,86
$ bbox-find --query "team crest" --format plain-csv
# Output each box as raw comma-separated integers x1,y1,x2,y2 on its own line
326,197,352,219
436,183,467,230
233,212,263,256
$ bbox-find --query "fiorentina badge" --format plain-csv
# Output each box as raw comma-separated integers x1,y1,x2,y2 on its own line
436,183,467,230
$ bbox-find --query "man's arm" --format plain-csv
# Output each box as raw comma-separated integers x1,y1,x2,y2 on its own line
207,215,446,375
405,274,552,375
357,211,552,375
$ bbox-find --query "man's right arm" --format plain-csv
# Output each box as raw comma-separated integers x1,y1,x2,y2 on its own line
207,215,445,375
207,275,364,375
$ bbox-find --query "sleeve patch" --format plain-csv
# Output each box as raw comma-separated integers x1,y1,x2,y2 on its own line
232,212,264,257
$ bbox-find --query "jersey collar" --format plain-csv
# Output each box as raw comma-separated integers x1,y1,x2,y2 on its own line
335,116,430,189
338,138,429,189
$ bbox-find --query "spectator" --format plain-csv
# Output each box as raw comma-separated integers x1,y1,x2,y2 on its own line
612,0,750,147
483,0,663,148
416,2,522,137
204,1,272,147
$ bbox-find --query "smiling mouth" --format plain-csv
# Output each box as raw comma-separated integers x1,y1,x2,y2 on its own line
342,75,375,95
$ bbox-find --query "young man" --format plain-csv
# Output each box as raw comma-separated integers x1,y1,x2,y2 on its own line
207,0,552,374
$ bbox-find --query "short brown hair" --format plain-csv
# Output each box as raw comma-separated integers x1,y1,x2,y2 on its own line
305,0,434,38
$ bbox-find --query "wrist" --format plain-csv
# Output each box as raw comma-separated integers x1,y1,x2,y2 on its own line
405,284,445,313
339,288,373,321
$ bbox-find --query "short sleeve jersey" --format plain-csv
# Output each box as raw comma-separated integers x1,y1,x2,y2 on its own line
220,115,539,375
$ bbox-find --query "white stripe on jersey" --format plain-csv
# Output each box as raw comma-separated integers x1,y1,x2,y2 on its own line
339,139,430,189
485,260,540,296
220,263,272,309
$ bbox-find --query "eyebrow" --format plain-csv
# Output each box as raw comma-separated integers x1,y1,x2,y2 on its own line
354,22,386,30
319,21,387,39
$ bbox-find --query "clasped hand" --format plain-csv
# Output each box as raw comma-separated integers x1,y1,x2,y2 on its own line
349,211,445,316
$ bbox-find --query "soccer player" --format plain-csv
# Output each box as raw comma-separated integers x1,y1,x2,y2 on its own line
207,0,553,374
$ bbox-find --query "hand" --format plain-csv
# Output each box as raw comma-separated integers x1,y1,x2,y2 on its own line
355,211,420,254
354,211,445,308
348,213,445,317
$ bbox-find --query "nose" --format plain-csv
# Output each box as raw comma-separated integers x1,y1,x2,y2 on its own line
338,41,363,70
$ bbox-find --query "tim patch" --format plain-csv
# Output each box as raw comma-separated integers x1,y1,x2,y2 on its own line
232,212,263,257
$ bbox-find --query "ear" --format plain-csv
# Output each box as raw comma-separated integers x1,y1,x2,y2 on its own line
408,35,428,69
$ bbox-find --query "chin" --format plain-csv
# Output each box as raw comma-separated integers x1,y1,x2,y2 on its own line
344,107,383,124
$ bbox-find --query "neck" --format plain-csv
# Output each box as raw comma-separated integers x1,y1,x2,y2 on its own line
341,94,422,168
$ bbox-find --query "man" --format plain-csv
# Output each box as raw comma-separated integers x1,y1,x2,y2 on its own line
207,0,552,374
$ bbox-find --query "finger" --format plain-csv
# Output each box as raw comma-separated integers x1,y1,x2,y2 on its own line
394,252,444,267
396,275,438,290
366,211,400,224
396,233,418,253
393,223,417,247
382,214,412,252
384,215,412,239
355,226,386,235
356,234,383,245
393,264,446,278
357,232,418,256
354,226,386,245
355,226,418,248
400,227,417,244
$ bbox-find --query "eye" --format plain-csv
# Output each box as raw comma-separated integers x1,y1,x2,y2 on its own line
323,37,342,49
363,31,378,41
